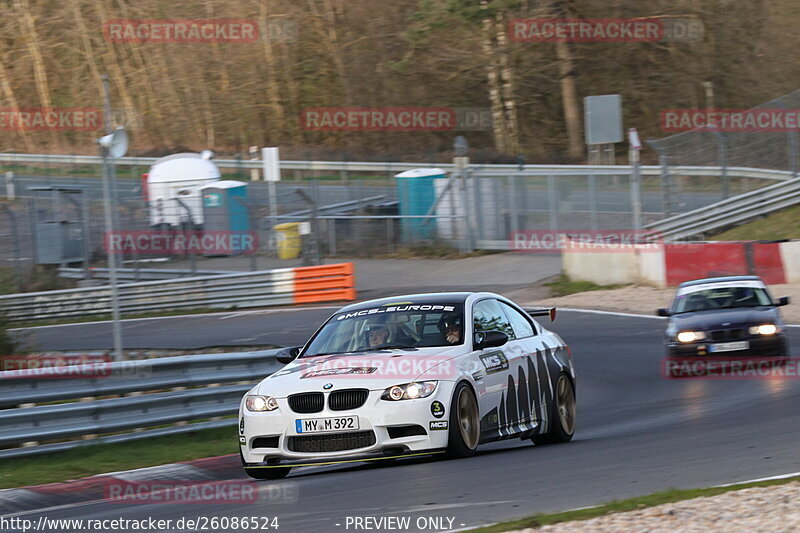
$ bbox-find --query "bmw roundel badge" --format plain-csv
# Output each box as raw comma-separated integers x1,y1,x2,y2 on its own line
323,383,333,390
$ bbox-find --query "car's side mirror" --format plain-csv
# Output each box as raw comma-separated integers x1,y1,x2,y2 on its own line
276,346,301,364
657,308,670,317
777,296,790,307
474,330,509,350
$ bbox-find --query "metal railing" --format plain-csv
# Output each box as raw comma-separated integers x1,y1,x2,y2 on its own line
0,152,794,182
58,266,233,281
0,350,282,459
0,263,354,322
645,176,800,241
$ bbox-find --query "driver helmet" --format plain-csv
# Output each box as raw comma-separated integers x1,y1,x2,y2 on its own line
437,313,462,335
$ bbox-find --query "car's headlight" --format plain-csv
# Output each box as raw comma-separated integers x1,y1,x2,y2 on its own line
677,331,706,343
245,395,279,412
381,381,438,401
749,324,779,335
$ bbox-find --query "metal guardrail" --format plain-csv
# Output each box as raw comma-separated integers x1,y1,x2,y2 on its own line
58,266,233,281
0,350,283,459
0,263,355,322
0,153,793,181
645,176,800,241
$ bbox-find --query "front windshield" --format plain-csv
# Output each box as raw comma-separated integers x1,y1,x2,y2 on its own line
673,286,773,314
303,304,465,356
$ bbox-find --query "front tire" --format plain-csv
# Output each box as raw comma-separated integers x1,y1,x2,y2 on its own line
531,373,576,445
446,382,480,458
241,450,292,479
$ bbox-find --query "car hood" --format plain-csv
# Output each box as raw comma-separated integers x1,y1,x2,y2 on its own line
254,346,464,398
670,306,781,331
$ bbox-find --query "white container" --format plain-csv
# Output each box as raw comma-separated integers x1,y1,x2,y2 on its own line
147,153,221,227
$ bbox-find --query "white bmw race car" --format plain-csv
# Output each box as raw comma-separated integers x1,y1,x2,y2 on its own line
239,292,576,479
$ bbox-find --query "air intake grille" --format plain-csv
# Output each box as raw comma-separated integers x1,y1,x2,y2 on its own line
711,329,745,341
251,436,279,448
288,392,324,413
329,389,369,411
287,430,376,453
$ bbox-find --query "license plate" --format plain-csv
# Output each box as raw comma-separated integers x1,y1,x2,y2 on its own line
709,341,749,353
295,415,359,434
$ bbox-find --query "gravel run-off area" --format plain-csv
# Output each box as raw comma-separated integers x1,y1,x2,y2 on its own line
511,481,800,533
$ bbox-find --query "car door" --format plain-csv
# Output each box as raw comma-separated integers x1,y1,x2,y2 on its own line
497,300,551,435
471,298,528,440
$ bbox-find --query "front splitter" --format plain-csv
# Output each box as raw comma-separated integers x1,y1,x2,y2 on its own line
243,448,446,469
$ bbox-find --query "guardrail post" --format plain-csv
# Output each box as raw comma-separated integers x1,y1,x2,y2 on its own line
547,175,558,233
717,132,730,199
659,155,673,217
588,174,598,232
5,171,14,200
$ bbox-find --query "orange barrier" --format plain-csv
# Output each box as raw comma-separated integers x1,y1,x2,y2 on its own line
291,263,357,304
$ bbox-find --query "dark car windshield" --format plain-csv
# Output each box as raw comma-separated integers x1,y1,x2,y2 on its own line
673,286,773,314
303,304,464,356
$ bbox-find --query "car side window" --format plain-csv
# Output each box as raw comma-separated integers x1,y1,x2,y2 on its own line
499,302,536,338
473,299,515,339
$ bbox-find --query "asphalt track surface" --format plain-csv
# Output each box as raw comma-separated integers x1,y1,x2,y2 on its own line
9,310,800,532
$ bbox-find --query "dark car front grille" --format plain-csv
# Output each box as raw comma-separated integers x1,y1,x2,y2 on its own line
710,328,745,341
288,392,324,413
328,389,369,411
287,430,376,453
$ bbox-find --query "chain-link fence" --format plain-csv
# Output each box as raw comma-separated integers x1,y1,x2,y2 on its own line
647,89,800,210
0,153,792,293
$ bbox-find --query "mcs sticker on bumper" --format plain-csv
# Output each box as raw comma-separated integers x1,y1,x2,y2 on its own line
430,421,448,430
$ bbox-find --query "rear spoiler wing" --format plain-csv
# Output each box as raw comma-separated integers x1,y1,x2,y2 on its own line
524,307,557,322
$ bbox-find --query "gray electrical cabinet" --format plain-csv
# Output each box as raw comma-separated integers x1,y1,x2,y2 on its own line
28,187,90,265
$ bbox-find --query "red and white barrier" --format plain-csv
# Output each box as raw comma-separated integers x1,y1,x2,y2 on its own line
563,240,800,287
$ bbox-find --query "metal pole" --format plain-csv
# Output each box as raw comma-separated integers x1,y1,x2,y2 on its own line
630,150,642,231
717,132,729,199
101,75,121,237
268,181,278,252
547,174,558,233
5,171,14,200
1,205,23,292
588,174,598,232
659,155,673,216
174,198,196,273
295,189,321,266
101,145,124,361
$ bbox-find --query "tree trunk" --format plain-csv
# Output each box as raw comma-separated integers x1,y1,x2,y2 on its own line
481,1,508,153
552,1,583,161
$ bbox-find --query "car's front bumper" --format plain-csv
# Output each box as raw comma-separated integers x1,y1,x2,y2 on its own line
666,334,787,358
239,387,453,466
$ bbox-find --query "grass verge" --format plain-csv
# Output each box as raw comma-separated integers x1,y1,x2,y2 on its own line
472,475,800,532
544,274,627,297
713,205,800,241
0,426,238,489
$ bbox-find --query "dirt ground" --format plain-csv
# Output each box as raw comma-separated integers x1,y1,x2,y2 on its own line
514,283,800,325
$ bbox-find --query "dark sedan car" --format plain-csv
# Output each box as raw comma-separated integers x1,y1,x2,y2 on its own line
658,276,790,358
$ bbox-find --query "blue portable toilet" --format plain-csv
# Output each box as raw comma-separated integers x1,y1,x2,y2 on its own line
394,168,447,241
200,181,251,255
